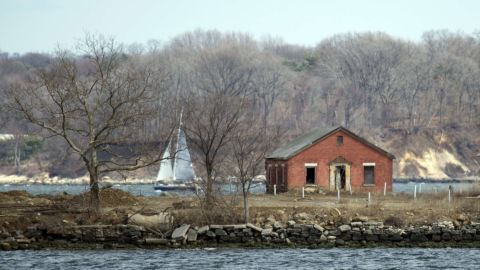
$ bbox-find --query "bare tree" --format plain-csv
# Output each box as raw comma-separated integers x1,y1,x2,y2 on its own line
5,34,174,210
229,114,272,223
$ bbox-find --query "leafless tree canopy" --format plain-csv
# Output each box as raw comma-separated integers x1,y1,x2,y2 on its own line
1,29,480,187
3,35,176,209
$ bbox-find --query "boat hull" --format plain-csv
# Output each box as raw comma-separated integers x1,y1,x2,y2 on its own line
154,184,197,191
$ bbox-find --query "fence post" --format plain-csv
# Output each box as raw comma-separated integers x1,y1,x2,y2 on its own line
302,186,305,199
349,184,352,195
273,184,276,196
414,185,417,200
448,189,451,203
368,192,371,206
383,181,386,196
337,189,340,202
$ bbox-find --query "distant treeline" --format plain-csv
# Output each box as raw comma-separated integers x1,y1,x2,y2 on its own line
1,29,479,176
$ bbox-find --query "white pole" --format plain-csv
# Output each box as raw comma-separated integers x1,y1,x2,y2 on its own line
368,192,371,206
414,185,417,200
383,181,386,196
274,184,276,196
448,189,451,203
302,186,305,198
337,189,340,202
349,184,352,195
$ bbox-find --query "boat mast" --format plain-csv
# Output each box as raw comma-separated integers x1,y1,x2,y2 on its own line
172,109,183,181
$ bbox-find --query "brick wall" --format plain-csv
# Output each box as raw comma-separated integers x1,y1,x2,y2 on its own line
270,130,393,192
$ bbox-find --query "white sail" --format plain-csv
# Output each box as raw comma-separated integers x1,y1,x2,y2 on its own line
173,128,196,182
156,141,174,181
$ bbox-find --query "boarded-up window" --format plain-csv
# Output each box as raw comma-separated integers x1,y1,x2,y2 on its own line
364,166,374,185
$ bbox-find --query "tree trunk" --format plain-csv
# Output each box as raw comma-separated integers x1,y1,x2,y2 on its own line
205,164,214,206
243,187,249,224
89,168,100,211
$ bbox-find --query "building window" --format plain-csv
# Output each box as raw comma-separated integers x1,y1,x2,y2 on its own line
363,166,375,185
306,167,315,184
337,136,343,145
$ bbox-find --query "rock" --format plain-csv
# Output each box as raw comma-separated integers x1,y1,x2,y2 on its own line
16,238,31,244
410,233,428,242
145,238,169,245
246,223,262,232
453,220,461,228
272,222,283,230
319,234,327,242
206,230,216,238
338,225,351,232
351,222,363,227
171,224,190,241
1,242,11,250
214,229,227,236
261,228,273,236
197,225,209,235
187,229,198,242
457,214,467,222
287,220,296,227
335,239,345,246
352,216,368,222
327,236,336,241
129,213,172,231
266,215,276,224
294,212,313,221
313,224,324,232
210,225,223,229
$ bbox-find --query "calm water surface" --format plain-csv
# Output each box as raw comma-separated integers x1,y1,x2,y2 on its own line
0,182,476,196
1,248,479,269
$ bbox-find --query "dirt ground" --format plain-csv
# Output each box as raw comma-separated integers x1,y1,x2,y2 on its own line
1,188,480,233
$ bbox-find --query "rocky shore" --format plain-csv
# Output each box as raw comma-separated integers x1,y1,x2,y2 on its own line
2,217,480,251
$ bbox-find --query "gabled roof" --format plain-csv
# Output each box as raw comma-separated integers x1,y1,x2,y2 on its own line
266,126,395,160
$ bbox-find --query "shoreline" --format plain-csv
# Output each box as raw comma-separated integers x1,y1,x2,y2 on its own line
0,174,478,186
2,222,480,251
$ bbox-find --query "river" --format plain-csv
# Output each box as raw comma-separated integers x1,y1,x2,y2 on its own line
0,181,477,196
1,248,478,269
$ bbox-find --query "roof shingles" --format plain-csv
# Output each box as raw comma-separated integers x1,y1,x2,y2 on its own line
266,126,395,160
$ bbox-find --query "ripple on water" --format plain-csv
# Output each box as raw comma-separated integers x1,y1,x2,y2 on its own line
1,248,479,270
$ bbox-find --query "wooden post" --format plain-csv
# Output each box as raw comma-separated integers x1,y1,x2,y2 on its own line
337,188,340,202
302,187,305,198
383,181,386,196
368,192,371,206
349,184,352,195
448,189,451,203
273,184,276,196
414,185,417,200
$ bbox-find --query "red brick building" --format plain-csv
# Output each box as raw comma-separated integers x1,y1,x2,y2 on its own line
265,126,395,193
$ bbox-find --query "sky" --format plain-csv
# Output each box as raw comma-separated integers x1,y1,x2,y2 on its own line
0,0,479,54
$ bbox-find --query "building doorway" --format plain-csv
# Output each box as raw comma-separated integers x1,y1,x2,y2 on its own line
335,165,346,190
306,167,315,184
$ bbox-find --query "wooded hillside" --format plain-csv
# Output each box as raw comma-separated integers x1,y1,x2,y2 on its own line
1,30,479,179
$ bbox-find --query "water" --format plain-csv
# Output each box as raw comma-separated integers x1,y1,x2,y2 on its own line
392,181,476,194
0,182,267,197
1,248,478,269
0,181,475,197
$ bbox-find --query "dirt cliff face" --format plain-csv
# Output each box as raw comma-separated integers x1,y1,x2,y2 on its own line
374,127,480,180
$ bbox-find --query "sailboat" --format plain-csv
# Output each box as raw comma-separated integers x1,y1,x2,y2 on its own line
154,114,197,191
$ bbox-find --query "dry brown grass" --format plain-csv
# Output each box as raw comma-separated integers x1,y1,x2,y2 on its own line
162,190,480,227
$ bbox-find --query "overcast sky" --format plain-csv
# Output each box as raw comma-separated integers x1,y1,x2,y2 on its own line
0,0,478,54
